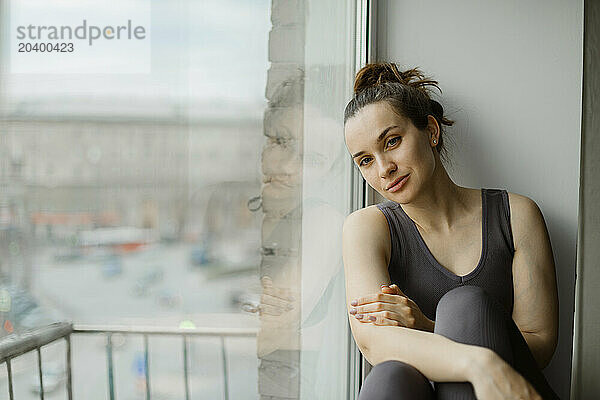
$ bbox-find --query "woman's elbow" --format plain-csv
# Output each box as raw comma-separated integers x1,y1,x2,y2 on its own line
349,323,372,362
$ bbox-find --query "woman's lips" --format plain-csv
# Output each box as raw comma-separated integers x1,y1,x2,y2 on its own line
387,174,409,192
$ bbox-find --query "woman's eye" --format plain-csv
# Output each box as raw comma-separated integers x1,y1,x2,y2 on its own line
359,157,372,166
386,136,401,147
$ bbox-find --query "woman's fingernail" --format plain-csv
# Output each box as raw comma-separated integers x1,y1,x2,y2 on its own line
349,308,357,314
381,284,388,288
355,314,363,319
369,316,376,321
350,300,357,306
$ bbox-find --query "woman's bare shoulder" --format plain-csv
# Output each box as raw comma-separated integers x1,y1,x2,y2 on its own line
343,204,389,234
506,191,542,217
342,204,391,258
505,191,547,249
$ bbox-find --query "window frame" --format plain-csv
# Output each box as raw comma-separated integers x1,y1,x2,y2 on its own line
348,0,378,397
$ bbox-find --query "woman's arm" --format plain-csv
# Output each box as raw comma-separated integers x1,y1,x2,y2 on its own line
343,207,486,382
508,193,559,369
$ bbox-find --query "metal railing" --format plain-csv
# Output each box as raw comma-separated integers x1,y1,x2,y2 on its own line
0,322,73,400
0,322,259,400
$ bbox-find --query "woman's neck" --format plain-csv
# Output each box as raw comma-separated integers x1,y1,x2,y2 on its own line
399,161,474,234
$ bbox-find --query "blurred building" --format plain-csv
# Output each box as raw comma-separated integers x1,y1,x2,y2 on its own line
0,96,264,268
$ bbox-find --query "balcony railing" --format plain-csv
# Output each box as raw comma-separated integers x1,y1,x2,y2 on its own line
0,322,259,400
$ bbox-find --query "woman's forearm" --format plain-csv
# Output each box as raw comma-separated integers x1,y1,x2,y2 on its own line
357,323,486,383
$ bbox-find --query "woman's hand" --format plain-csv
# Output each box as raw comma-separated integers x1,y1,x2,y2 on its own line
468,348,543,400
348,284,435,332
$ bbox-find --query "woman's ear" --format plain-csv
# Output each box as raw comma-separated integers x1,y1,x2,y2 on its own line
426,115,440,144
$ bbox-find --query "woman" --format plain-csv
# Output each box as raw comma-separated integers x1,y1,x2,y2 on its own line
342,62,560,399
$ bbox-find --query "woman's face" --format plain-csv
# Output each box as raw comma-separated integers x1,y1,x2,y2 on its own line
344,101,439,202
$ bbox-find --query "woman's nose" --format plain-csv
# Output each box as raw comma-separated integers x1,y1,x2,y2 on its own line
377,158,396,179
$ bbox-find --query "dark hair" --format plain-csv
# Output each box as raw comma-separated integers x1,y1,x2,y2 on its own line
344,62,455,164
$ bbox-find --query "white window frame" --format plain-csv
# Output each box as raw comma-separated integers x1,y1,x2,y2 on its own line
348,0,378,398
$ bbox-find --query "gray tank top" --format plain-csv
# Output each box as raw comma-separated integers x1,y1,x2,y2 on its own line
376,188,515,321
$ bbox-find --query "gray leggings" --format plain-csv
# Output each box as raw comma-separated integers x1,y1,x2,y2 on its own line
357,285,560,400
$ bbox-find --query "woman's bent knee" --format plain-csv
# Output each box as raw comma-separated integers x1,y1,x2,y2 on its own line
358,360,434,400
434,285,513,362
435,286,489,321
371,360,422,377
439,285,488,308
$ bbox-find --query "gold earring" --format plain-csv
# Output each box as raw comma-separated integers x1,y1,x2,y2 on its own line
432,139,437,144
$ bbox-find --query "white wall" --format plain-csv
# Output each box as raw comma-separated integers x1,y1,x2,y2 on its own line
376,1,582,398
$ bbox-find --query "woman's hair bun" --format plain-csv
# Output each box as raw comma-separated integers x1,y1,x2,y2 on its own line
353,62,442,97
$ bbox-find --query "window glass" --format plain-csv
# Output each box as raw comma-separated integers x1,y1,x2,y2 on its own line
0,0,356,398
299,0,355,398
1,1,267,398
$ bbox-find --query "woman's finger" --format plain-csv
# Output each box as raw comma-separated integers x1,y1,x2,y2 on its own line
351,312,395,325
352,292,405,306
365,311,400,326
381,284,406,297
351,311,405,326
353,301,406,315
381,285,400,296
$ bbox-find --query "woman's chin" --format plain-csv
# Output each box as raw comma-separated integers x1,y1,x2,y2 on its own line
367,182,410,203
377,190,399,203
382,186,411,203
